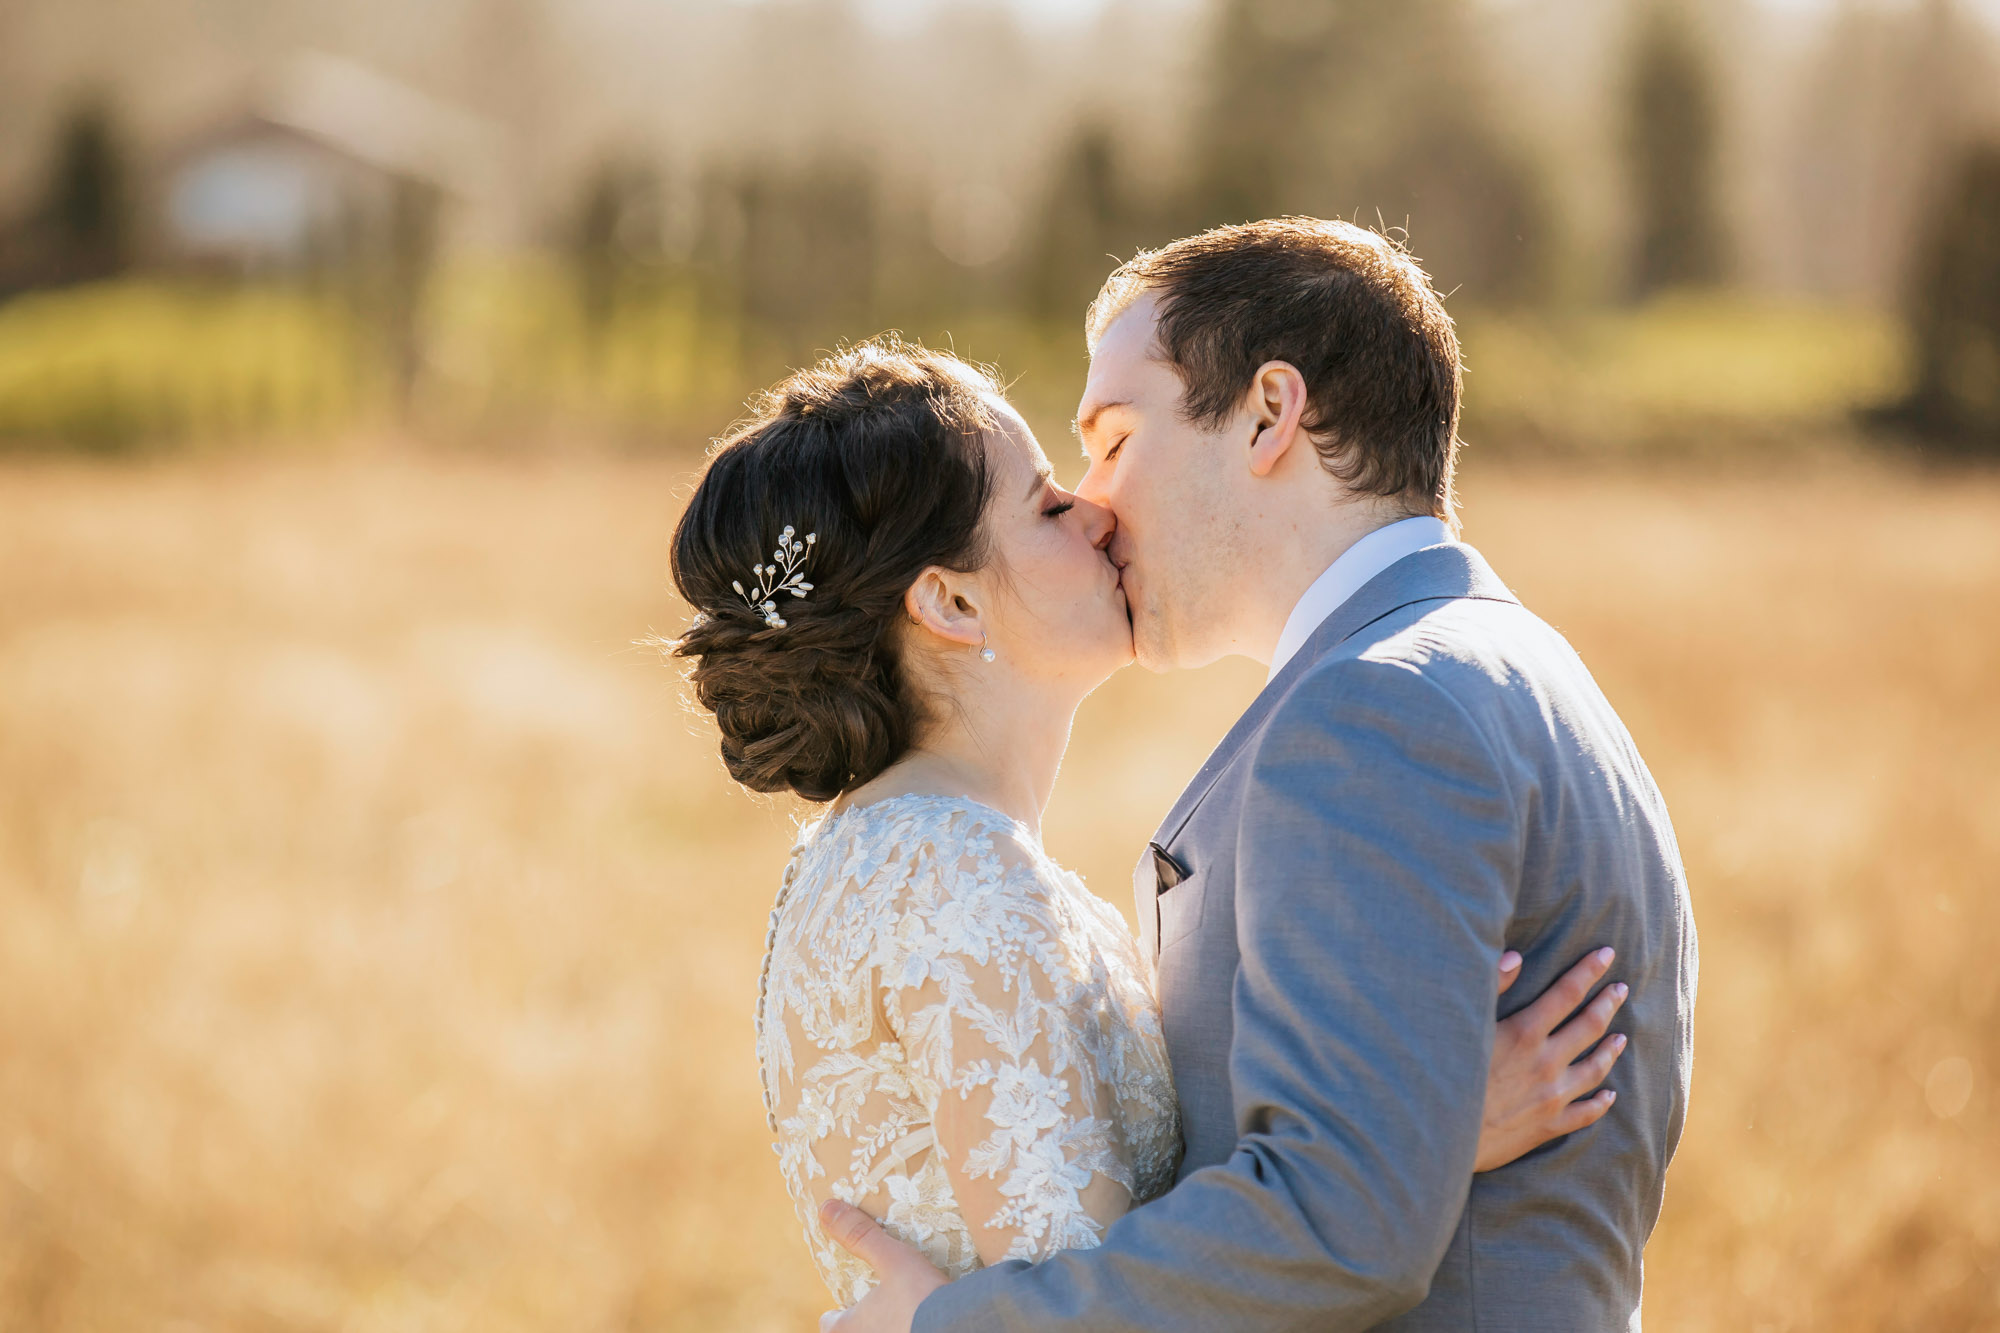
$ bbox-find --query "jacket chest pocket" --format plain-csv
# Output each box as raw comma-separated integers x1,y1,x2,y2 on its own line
1156,867,1209,951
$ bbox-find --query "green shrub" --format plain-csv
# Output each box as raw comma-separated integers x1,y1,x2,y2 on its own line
0,280,375,452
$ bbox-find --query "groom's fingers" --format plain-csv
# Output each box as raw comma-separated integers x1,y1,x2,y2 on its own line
820,1198,924,1279
820,1198,892,1269
1516,947,1614,1035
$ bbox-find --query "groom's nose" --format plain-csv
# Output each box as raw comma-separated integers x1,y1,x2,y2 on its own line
1074,455,1111,509
1075,493,1117,552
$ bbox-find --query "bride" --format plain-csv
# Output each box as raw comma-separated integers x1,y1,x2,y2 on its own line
667,337,1629,1308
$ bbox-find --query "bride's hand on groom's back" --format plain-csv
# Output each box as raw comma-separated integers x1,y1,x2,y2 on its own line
1476,947,1629,1173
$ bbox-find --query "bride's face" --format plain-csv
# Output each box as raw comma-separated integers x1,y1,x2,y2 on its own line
971,396,1134,688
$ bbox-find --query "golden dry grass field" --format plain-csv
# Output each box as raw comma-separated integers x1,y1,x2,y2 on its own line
0,445,1995,1332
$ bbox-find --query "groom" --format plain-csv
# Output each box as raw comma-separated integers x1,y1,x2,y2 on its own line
821,218,1698,1331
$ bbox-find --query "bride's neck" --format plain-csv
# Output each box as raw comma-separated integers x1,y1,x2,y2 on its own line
836,680,1079,838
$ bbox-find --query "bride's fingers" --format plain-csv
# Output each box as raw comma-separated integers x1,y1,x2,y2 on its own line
1551,980,1630,1064
1550,1086,1618,1137
1512,947,1614,1036
1495,950,1524,996
1560,1031,1629,1102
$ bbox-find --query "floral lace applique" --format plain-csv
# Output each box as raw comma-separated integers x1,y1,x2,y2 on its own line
757,794,1180,1306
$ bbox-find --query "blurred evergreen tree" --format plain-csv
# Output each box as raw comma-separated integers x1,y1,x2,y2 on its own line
1026,124,1146,322
570,157,665,358
1187,0,1551,305
694,163,879,366
382,178,442,414
332,175,442,418
1897,140,2000,449
36,97,131,286
1623,0,1729,297
576,167,626,338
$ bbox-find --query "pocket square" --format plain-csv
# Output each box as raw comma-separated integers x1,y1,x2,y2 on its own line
1150,842,1189,892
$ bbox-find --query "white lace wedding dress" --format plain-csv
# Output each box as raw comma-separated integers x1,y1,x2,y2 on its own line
756,792,1181,1306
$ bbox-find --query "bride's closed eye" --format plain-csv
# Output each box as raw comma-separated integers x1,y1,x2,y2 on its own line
1043,498,1075,519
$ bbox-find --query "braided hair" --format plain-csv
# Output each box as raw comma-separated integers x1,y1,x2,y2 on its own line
669,337,999,802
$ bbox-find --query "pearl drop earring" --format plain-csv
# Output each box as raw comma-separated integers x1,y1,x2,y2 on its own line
979,632,996,664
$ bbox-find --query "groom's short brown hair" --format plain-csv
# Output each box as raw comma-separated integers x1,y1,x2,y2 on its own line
1086,217,1462,519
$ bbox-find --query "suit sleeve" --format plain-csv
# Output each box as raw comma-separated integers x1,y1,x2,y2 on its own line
913,656,1523,1333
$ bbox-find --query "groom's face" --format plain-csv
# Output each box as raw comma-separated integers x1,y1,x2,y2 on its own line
1074,293,1253,672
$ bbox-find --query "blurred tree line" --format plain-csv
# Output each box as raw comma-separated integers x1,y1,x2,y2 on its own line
557,0,1994,448
2,0,1997,451
562,0,1708,365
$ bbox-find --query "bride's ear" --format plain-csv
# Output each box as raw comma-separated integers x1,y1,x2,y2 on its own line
903,570,985,648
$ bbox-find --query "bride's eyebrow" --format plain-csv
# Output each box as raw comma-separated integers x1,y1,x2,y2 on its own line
1024,466,1054,501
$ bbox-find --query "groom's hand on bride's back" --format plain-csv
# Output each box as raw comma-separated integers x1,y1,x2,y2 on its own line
816,1198,943,1333
1477,946,1630,1173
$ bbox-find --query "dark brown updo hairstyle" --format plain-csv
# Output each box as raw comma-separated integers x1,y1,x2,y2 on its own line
669,337,1000,802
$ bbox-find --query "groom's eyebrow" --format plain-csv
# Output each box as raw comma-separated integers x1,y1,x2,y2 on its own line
1072,399,1131,444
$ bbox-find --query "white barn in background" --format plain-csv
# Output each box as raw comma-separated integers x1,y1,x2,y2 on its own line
157,52,503,271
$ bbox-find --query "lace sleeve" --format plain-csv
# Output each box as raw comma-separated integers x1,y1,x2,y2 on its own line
875,816,1136,1266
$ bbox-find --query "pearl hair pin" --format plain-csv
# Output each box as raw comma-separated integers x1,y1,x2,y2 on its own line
732,525,815,629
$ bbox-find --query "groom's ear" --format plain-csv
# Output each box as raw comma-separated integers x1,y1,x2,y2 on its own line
1245,360,1310,479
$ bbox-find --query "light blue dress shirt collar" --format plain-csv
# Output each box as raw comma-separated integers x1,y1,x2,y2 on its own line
1266,515,1453,682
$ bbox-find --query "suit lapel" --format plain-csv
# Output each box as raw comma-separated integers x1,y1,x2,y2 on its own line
1147,541,1518,850
1134,542,1516,958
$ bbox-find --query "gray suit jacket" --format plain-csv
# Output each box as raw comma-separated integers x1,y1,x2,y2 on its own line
914,541,1697,1332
